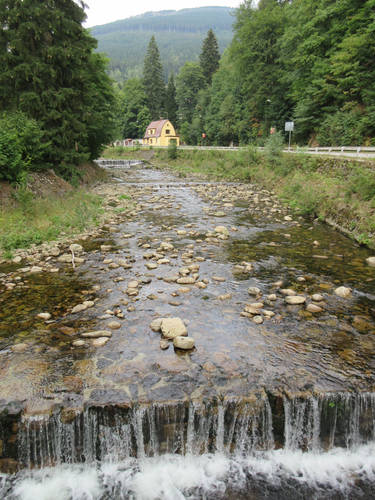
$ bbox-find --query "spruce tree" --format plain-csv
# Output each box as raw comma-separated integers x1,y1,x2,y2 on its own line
164,74,178,126
199,29,220,85
0,0,115,173
143,36,165,120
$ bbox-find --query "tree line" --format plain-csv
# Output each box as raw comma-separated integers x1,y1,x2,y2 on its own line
0,0,116,182
118,0,375,147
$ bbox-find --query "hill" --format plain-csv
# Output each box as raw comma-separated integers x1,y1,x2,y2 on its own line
90,7,235,82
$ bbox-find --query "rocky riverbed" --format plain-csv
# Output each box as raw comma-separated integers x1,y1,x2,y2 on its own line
0,162,375,468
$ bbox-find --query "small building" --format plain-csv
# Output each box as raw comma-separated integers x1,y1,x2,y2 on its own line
143,119,180,147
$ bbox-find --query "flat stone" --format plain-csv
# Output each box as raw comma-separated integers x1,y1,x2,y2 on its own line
280,289,297,296
306,304,323,313
176,277,195,285
92,337,110,347
212,276,226,282
334,286,352,299
285,296,306,305
81,330,112,338
173,336,195,350
161,317,187,339
72,340,86,347
107,321,121,330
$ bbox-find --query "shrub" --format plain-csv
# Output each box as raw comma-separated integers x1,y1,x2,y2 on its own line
167,140,178,160
0,112,49,182
264,131,284,162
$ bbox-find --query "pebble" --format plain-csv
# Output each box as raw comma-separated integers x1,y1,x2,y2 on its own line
160,339,170,350
107,321,121,330
285,296,306,305
334,286,352,299
37,312,51,320
312,294,324,302
81,330,112,338
306,304,323,313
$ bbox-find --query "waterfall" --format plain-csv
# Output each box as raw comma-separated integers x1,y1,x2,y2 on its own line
14,393,375,470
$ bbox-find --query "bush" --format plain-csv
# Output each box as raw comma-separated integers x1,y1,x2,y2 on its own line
168,140,178,160
0,112,49,182
264,131,284,162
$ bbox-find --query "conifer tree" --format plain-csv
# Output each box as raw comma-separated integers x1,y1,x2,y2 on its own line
199,29,220,85
143,36,165,120
164,74,178,125
0,0,115,172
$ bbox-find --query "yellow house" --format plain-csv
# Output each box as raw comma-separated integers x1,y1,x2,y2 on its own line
143,119,180,147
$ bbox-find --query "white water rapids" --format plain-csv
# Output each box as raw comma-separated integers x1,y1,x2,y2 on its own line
3,443,375,499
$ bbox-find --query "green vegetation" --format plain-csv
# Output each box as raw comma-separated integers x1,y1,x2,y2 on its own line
0,0,116,182
0,191,103,255
199,29,220,85
143,36,166,120
154,149,375,247
91,7,234,82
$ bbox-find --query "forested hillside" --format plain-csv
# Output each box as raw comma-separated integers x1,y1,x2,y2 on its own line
175,0,375,147
91,7,234,81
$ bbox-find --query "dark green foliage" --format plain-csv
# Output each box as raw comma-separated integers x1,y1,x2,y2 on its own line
200,29,220,84
143,36,165,120
0,0,116,178
176,62,205,125
165,74,178,125
91,7,233,82
0,112,48,182
118,79,151,138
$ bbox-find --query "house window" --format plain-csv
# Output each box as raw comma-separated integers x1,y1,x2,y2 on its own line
166,129,170,135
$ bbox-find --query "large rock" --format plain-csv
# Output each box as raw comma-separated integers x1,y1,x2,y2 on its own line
173,336,195,350
334,286,351,299
161,318,187,339
366,257,375,267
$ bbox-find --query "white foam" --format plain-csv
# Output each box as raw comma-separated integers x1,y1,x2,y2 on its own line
13,466,102,500
8,444,375,499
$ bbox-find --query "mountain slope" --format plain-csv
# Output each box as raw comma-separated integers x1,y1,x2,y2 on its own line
90,7,235,82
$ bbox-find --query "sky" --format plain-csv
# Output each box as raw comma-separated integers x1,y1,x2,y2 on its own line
82,1,242,28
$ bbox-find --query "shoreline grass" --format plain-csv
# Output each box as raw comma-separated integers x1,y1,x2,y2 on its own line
152,148,375,249
0,190,104,259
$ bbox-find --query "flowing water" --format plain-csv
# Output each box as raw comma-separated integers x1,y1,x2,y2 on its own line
0,160,375,499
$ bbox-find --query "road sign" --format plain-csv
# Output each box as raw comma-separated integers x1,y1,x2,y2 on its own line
285,121,294,132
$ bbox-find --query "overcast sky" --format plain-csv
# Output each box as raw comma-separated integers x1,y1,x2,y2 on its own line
83,1,242,27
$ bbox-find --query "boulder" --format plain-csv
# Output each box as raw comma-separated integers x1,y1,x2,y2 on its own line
161,318,187,339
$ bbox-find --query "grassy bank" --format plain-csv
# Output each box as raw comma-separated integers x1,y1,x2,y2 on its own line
0,164,108,259
153,148,375,248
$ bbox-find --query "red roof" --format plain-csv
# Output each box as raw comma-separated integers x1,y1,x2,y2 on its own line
144,119,170,139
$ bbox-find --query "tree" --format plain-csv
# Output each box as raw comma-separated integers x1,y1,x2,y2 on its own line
118,78,151,139
176,62,205,124
199,29,220,85
0,0,116,175
143,36,165,120
164,74,178,126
